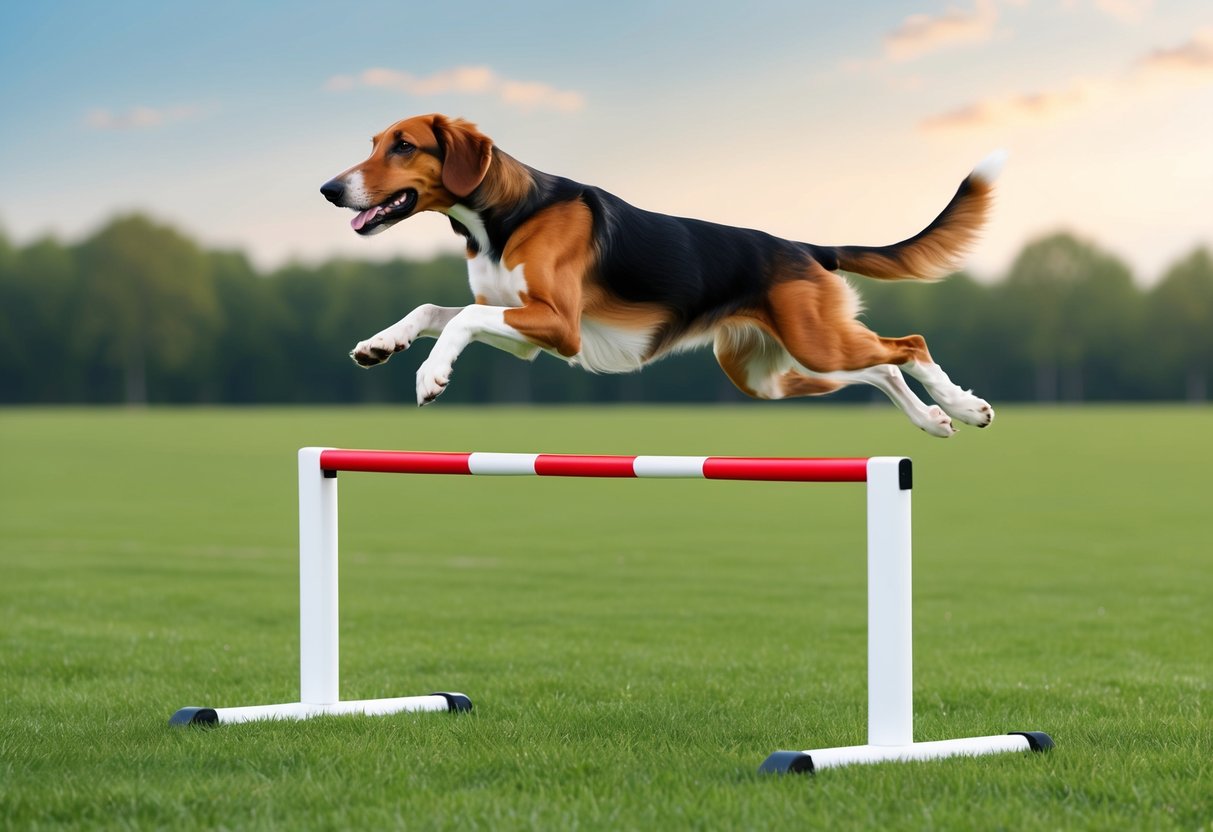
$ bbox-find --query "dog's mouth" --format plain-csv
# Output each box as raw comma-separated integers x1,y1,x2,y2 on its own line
350,189,418,236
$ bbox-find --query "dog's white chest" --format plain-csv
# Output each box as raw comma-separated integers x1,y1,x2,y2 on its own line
467,254,527,307
571,318,654,374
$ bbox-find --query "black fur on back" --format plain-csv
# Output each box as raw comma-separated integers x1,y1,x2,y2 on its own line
450,155,838,350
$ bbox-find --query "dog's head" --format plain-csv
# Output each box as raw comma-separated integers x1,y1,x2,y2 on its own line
319,114,492,236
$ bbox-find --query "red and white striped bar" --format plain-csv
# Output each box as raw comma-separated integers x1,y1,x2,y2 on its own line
317,449,871,483
170,446,1049,775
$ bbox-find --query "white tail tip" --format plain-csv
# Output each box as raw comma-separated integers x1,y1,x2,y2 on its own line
970,149,1008,184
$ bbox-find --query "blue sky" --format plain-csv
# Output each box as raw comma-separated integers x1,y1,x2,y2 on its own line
2,0,1210,280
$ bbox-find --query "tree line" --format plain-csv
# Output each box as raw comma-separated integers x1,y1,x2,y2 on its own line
1,214,1210,405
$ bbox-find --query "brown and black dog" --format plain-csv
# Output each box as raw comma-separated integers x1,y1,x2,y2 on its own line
320,113,1003,436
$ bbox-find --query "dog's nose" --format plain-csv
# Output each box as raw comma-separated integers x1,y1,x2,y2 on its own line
320,179,346,206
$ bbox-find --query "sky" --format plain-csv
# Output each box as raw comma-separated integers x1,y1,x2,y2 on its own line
1,0,1210,283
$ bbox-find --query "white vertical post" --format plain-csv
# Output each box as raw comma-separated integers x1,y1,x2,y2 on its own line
866,456,913,747
298,447,339,706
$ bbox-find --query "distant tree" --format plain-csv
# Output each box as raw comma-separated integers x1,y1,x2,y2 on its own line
0,226,21,400
1149,248,1213,401
856,271,1003,398
73,215,218,404
0,235,79,402
1061,244,1141,400
1000,233,1139,401
208,250,297,403
0,224,12,269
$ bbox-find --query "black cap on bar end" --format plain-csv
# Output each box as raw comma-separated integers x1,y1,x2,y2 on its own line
169,706,218,727
1009,731,1054,752
758,750,815,774
431,692,473,712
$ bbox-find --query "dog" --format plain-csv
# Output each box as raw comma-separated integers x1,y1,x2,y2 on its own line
320,113,1002,436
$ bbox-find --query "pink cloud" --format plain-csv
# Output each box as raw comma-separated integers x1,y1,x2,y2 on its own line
1138,29,1213,75
884,0,999,61
324,65,585,113
922,30,1213,133
921,84,1091,131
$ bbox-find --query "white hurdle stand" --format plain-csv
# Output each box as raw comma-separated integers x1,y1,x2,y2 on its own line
169,448,470,726
170,448,1051,774
757,455,1052,773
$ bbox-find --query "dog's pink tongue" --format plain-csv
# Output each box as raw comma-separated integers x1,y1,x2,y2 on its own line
351,208,376,231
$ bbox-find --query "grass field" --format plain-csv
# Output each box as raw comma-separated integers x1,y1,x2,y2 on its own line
1,405,1210,830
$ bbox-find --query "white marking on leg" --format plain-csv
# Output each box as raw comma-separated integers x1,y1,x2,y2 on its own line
351,304,462,368
415,305,536,405
902,360,994,428
805,364,956,438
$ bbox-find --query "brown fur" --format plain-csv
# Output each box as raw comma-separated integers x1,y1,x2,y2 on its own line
500,200,597,358
580,283,673,332
765,266,933,374
834,178,993,281
474,148,534,210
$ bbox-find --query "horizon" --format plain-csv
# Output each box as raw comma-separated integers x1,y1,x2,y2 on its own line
2,1,1211,284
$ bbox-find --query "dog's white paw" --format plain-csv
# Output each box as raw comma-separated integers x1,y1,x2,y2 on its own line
416,362,450,406
350,328,414,368
351,334,404,368
917,405,957,438
938,391,995,428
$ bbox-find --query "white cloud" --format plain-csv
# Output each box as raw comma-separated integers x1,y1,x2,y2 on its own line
84,104,202,130
884,0,999,61
324,65,586,113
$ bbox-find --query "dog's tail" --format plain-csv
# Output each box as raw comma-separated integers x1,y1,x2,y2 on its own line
824,150,1006,281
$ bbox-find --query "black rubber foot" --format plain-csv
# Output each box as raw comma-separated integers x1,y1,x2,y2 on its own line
431,692,473,712
1009,731,1054,752
758,750,815,775
169,706,218,727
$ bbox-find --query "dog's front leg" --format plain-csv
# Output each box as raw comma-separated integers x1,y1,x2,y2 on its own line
415,304,560,406
351,304,464,368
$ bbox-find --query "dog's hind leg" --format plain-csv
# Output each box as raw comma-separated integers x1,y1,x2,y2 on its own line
900,360,994,428
760,272,968,436
713,323,956,436
763,264,993,427
804,365,957,437
713,324,844,400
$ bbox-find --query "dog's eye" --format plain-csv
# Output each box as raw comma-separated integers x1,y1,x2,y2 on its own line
392,140,415,155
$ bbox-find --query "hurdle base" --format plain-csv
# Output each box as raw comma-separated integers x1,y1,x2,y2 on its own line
169,692,472,726
759,731,1053,774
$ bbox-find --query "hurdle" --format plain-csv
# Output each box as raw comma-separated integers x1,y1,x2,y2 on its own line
170,447,1052,773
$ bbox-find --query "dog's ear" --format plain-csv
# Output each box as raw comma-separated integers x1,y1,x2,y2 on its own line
434,116,492,198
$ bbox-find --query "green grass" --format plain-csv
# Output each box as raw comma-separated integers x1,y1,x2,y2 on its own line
1,405,1210,830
